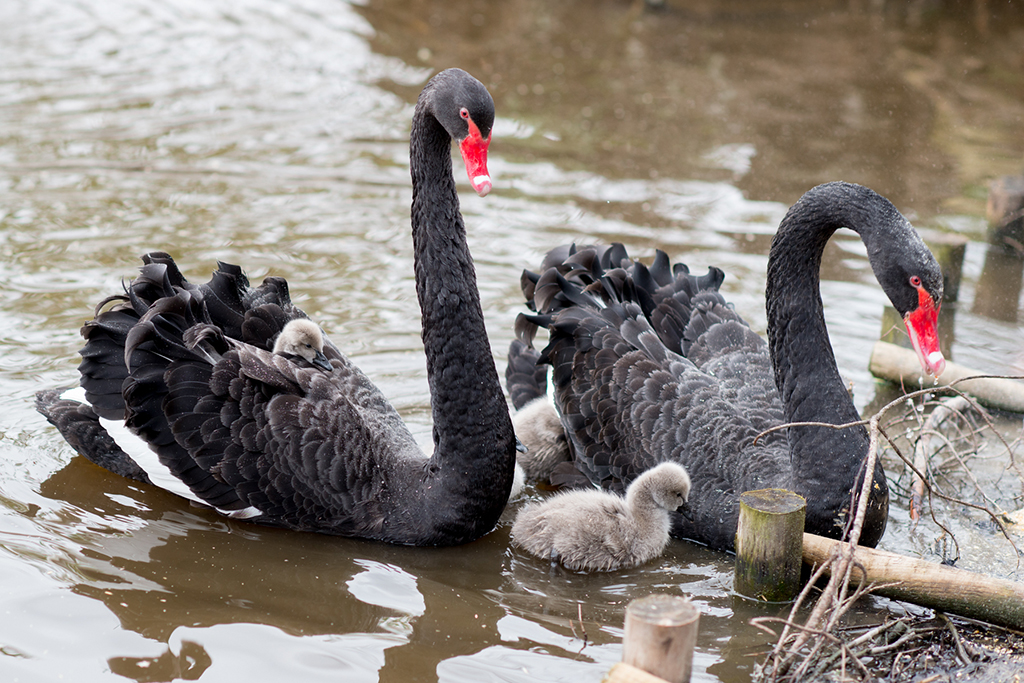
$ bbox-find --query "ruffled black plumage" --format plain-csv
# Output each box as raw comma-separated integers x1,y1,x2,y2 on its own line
510,182,944,551
37,68,517,546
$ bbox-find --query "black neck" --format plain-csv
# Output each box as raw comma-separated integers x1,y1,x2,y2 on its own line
408,106,515,524
765,183,887,541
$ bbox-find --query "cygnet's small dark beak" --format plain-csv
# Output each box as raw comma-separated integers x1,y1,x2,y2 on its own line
676,501,694,521
515,437,528,453
312,351,333,372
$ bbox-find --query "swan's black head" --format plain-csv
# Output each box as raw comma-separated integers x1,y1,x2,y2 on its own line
420,68,495,196
852,185,946,376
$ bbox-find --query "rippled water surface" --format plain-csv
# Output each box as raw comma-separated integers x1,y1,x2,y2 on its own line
2,1,1023,681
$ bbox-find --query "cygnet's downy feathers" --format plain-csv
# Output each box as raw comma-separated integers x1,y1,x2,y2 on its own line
511,462,691,572
273,319,331,371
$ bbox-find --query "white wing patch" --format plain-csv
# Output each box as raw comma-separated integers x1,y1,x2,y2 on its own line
60,387,263,520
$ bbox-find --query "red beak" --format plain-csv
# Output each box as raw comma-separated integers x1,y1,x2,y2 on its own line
459,116,492,197
903,286,945,377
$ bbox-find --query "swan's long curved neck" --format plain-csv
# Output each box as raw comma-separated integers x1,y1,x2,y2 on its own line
409,111,515,513
765,185,876,492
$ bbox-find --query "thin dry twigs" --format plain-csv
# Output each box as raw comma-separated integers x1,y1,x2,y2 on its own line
752,376,1024,682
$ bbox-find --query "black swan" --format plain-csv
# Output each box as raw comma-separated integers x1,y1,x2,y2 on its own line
511,462,691,572
35,68,518,546
507,182,945,551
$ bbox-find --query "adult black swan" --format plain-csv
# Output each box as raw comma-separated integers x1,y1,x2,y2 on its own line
507,182,945,551
36,68,518,547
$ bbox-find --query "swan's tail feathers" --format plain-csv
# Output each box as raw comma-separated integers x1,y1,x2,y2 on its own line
141,252,190,288
520,269,541,309
506,338,548,411
78,307,141,421
119,290,250,512
698,265,726,291
34,388,153,484
649,249,673,286
184,323,231,365
128,257,196,315
646,266,732,356
243,275,291,312
513,312,543,347
195,261,250,339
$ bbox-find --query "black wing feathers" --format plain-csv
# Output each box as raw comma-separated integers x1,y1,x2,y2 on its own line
514,243,791,548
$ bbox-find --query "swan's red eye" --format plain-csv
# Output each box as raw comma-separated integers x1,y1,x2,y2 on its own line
459,107,470,120
910,275,922,287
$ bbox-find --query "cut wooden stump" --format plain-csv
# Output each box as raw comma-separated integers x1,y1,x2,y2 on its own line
621,594,700,683
604,662,672,683
803,533,1024,629
734,489,806,602
869,340,1024,413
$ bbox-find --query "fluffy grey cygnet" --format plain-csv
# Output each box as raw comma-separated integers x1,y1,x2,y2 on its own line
511,462,691,572
273,319,332,371
511,396,568,481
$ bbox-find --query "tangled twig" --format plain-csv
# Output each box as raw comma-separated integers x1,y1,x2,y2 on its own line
753,376,1024,681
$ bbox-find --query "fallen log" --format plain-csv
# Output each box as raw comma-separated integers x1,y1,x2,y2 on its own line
869,340,1024,414
803,533,1024,629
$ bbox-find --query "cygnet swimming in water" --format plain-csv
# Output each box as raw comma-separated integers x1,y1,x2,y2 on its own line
510,462,692,572
273,319,332,371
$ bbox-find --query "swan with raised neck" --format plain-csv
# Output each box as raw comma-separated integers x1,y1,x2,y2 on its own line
36,68,516,546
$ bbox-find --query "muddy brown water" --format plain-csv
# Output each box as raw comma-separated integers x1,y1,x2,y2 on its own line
1,0,1023,681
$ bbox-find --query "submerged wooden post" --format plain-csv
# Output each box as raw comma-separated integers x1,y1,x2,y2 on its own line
974,175,1024,322
734,489,806,602
620,594,699,683
605,663,672,683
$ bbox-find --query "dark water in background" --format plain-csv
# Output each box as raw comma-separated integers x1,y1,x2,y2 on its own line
1,0,1022,680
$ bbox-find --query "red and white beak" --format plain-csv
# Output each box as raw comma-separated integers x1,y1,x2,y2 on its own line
459,116,492,197
903,284,945,377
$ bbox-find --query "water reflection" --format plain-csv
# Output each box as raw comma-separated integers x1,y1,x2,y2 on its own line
359,0,1024,214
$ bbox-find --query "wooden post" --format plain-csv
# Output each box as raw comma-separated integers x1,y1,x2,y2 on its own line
974,175,1024,322
621,594,699,683
734,489,806,602
803,533,1024,629
869,340,1024,413
605,663,672,683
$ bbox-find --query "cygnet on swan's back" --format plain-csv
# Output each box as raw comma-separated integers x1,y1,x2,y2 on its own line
511,462,691,572
273,319,332,371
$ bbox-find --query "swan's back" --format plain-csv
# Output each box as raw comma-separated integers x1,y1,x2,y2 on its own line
45,252,430,538
513,244,792,549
